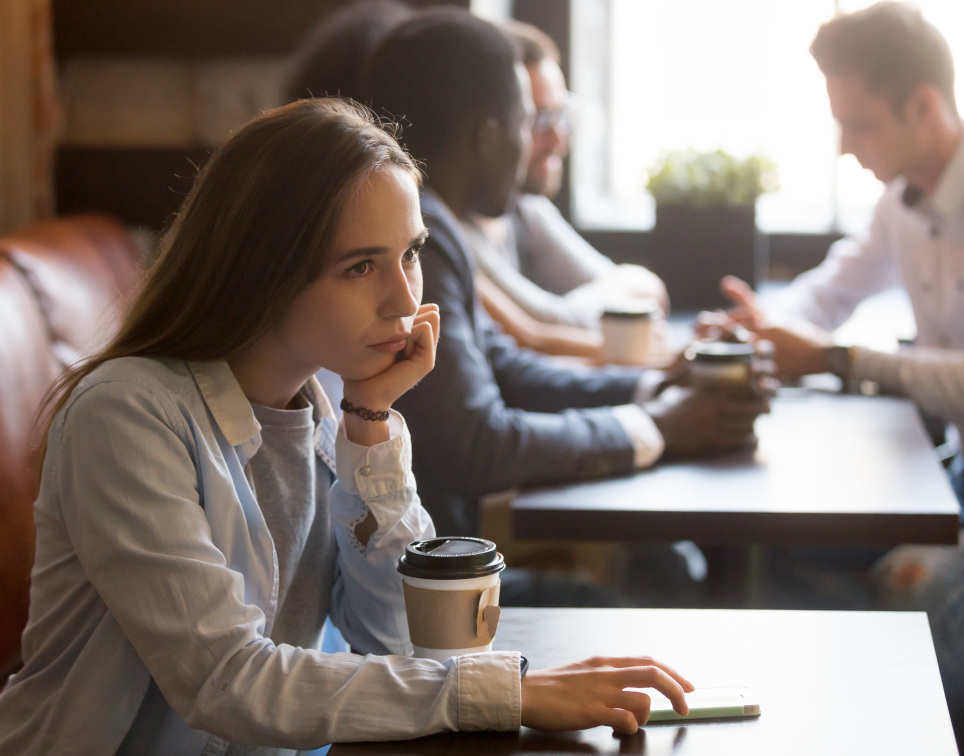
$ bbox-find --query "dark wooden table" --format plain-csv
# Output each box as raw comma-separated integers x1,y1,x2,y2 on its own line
512,390,960,546
330,607,958,754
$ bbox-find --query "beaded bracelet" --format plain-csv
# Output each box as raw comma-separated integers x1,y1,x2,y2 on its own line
340,398,390,422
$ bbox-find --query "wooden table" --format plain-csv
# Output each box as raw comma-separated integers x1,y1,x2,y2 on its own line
512,390,960,547
331,607,958,754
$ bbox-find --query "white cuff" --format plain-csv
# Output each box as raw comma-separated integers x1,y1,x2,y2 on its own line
455,651,522,731
335,410,411,498
633,370,666,404
611,403,665,468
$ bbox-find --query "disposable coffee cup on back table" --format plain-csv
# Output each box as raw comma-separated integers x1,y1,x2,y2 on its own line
686,340,755,392
600,299,659,365
397,537,505,662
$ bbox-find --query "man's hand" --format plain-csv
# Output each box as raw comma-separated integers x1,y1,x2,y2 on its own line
521,655,694,734
694,276,766,342
614,263,671,315
719,275,767,330
645,384,769,458
748,322,834,377
696,277,836,378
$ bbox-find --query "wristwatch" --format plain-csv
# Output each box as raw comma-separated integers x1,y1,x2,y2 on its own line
519,656,529,679
825,345,853,379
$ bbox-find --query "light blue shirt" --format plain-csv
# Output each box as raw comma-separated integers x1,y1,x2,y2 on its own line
0,357,521,754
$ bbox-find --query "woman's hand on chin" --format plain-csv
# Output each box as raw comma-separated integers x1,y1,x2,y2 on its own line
341,304,439,445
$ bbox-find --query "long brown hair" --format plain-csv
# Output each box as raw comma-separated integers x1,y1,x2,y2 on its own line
39,98,419,454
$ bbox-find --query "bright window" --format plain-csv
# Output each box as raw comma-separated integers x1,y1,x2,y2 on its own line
570,0,964,234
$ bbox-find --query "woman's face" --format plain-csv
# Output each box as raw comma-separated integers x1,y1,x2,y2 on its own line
271,165,426,382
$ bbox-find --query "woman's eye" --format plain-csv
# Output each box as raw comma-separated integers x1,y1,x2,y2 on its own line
405,244,423,263
348,260,373,276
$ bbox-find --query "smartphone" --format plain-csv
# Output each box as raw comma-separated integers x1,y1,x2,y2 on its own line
646,686,760,722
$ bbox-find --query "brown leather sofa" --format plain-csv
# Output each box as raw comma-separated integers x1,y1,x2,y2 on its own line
0,214,144,679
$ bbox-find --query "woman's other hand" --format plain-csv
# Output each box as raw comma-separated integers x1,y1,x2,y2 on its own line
521,655,694,734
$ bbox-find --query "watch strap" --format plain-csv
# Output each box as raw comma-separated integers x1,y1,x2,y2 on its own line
826,345,853,379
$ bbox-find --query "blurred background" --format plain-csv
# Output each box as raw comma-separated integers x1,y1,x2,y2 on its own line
2,0,956,308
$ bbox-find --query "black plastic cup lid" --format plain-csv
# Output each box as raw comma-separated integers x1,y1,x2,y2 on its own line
601,300,659,319
397,537,505,580
686,340,755,363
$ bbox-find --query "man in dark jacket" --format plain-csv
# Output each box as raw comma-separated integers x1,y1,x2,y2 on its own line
363,8,768,537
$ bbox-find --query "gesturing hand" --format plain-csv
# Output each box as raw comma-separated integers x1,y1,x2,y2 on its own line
695,276,836,378
719,275,768,331
693,276,766,344
341,304,440,445
521,655,694,734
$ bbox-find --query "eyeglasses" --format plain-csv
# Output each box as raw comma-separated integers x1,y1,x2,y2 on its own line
532,93,578,135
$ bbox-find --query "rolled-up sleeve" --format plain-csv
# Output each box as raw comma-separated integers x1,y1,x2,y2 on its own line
455,652,522,731
328,410,434,657
328,410,523,736
852,346,964,430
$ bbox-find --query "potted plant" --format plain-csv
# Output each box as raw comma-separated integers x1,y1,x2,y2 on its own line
645,149,778,310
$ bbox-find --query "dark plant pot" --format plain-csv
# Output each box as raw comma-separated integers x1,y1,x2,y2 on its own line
650,203,768,312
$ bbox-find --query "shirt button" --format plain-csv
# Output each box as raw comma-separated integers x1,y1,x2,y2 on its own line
219,683,228,691
359,466,372,477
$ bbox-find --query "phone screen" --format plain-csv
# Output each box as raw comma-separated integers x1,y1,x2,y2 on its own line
644,686,761,722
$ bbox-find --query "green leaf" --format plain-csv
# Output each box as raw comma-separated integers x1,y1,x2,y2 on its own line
645,149,779,208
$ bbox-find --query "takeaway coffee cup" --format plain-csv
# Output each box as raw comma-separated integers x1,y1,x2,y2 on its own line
600,299,659,365
397,537,505,662
686,340,755,392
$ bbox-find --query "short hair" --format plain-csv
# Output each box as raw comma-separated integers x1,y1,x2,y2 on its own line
503,19,560,67
284,0,414,104
810,1,957,117
361,8,522,170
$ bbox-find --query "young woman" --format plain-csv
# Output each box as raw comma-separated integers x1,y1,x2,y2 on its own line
0,99,692,754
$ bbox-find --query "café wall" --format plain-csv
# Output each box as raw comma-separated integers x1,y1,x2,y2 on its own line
48,0,833,277
51,0,469,229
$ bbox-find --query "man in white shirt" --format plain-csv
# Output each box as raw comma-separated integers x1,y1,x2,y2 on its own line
714,3,964,428
709,4,964,743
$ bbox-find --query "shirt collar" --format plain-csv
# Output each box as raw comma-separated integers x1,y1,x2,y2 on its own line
301,375,337,428
187,360,260,448
925,129,964,219
303,376,339,472
188,360,341,466
419,187,480,275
